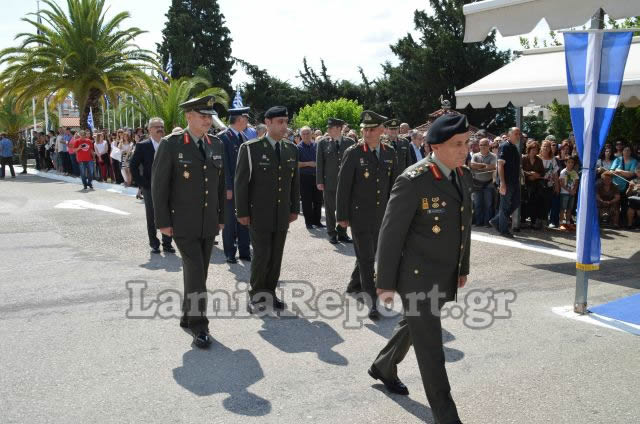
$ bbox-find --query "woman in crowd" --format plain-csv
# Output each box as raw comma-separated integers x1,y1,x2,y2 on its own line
596,146,615,177
94,133,109,182
596,171,621,227
119,130,133,187
550,141,558,157
521,140,546,229
625,165,640,229
539,140,560,228
611,145,639,221
613,140,624,158
110,129,124,184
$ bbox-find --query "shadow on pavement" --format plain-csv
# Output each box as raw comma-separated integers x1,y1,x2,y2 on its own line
139,252,182,273
371,384,435,423
172,341,271,417
258,315,348,366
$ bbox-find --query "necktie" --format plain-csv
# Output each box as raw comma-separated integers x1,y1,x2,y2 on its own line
450,171,461,197
197,139,206,160
275,141,281,162
335,138,340,152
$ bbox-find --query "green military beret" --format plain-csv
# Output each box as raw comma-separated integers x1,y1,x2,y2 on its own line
426,114,470,145
360,110,387,129
383,118,401,129
179,95,219,115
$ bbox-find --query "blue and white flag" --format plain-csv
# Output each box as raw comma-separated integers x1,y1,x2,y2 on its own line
563,30,633,271
232,89,244,108
165,54,173,81
87,107,95,130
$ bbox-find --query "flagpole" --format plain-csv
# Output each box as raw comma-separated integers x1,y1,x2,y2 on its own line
574,8,605,315
44,96,49,132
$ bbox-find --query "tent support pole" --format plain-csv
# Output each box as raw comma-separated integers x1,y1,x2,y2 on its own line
574,8,604,315
512,106,523,233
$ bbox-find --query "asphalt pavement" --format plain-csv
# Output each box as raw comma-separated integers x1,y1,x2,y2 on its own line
0,170,638,423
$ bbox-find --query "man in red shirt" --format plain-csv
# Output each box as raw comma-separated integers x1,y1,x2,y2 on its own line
75,130,96,190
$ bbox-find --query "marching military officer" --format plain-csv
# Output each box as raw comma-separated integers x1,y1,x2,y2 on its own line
336,110,399,320
384,119,412,171
235,106,301,313
368,114,472,424
151,95,226,349
218,107,252,264
316,117,356,244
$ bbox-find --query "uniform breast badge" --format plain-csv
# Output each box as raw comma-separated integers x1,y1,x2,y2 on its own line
432,224,441,234
183,170,190,179
422,198,430,210
441,201,447,207
364,170,370,178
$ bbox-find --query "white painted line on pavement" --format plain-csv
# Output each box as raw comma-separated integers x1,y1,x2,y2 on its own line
19,166,139,197
471,232,613,261
55,199,130,215
552,305,640,336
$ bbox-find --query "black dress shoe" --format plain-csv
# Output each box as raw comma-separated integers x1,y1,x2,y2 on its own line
329,235,338,244
213,240,219,245
239,255,251,261
346,285,362,294
247,299,267,314
179,318,188,328
151,247,161,254
305,224,314,229
226,257,238,264
272,295,285,310
163,246,176,254
193,331,213,349
368,365,409,396
314,222,326,228
368,305,380,320
338,235,353,243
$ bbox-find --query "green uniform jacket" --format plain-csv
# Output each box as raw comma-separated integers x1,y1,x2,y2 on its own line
390,137,412,171
234,137,301,232
315,136,356,191
375,156,473,302
151,130,225,238
336,142,400,233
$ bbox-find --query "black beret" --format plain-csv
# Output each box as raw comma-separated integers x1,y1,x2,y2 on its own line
383,118,401,129
360,110,387,128
265,106,288,119
179,95,219,115
327,117,345,128
426,114,470,145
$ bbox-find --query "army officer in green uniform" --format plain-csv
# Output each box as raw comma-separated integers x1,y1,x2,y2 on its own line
316,117,356,244
151,95,225,349
384,118,412,171
368,114,472,424
235,106,301,313
336,110,399,320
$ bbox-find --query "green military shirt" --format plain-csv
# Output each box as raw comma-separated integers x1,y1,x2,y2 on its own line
316,135,356,191
151,129,225,238
336,141,400,233
389,136,412,171
375,155,473,302
235,136,301,232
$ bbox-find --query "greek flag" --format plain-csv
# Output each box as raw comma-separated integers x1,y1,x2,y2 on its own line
232,89,244,108
165,54,173,81
87,107,94,130
563,30,633,271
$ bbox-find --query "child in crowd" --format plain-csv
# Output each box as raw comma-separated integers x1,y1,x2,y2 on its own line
625,165,640,229
559,155,579,231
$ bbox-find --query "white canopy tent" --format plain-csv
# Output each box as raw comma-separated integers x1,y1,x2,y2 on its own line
455,36,640,108
463,0,640,43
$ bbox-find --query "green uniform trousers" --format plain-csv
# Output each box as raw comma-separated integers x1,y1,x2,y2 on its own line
248,229,288,296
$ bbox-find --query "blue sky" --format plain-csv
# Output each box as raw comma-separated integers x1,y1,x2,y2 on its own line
0,0,553,87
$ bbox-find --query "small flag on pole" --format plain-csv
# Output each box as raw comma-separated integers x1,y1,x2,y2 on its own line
232,88,244,108
165,54,173,81
563,30,633,271
87,107,95,130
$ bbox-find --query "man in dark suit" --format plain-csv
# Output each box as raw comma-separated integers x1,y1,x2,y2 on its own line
152,96,226,348
408,129,427,165
368,114,473,424
235,106,300,313
218,107,252,264
130,117,175,254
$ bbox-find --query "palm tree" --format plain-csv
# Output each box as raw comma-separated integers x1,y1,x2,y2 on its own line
0,0,158,130
0,95,34,165
125,77,229,133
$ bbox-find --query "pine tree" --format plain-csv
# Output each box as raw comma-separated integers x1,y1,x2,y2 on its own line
157,0,234,92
